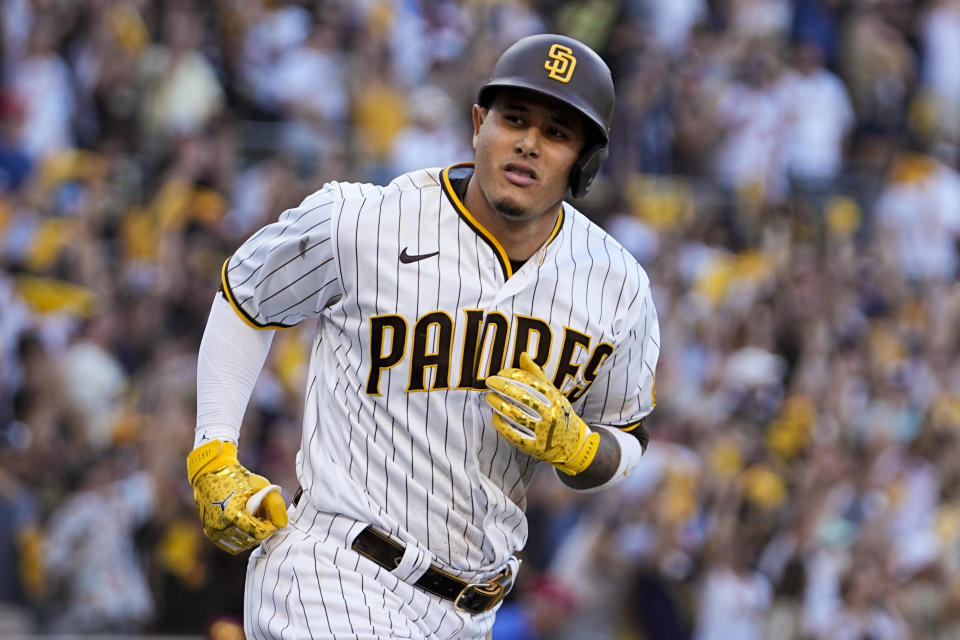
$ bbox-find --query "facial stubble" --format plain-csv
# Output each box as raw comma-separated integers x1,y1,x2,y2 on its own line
492,199,527,219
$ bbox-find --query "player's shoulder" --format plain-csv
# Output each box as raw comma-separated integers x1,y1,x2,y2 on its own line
295,169,441,207
386,167,446,191
280,178,401,225
300,178,391,206
563,202,651,288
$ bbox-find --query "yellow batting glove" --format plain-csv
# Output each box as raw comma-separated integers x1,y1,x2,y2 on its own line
186,440,288,554
484,353,600,475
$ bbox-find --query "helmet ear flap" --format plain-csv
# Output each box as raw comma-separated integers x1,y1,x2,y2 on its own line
569,143,608,199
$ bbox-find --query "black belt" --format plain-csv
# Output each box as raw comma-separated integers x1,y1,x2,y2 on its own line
292,488,512,614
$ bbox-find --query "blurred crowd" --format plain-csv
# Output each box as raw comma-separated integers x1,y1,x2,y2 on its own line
3,0,960,638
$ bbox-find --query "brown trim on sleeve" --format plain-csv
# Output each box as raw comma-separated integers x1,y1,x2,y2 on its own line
617,418,649,452
220,258,293,330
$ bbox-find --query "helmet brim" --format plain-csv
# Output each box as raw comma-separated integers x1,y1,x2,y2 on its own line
477,79,609,145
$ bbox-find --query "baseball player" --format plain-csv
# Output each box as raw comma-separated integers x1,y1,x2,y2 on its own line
187,33,659,639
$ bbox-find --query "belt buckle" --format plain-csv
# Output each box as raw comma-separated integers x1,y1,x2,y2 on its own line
453,568,513,614
453,581,506,614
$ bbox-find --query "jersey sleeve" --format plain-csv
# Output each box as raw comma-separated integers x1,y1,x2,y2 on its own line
221,186,344,328
577,280,659,443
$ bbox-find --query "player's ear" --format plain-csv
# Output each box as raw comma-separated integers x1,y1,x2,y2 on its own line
472,104,487,148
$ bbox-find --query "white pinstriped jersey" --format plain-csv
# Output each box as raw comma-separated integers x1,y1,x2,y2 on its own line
222,164,659,578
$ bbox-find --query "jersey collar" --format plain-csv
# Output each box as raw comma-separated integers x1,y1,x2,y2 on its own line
440,163,565,280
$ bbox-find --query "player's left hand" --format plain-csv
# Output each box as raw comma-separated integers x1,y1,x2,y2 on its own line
484,353,600,475
187,440,288,554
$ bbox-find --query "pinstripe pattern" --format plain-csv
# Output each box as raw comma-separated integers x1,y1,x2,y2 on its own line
227,165,659,638
246,498,485,639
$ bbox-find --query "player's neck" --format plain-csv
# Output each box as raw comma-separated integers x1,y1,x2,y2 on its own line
463,177,561,262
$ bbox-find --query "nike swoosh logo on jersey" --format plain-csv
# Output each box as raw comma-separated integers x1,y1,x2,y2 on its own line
399,248,440,263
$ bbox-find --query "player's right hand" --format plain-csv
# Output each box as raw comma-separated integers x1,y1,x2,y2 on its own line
186,440,288,554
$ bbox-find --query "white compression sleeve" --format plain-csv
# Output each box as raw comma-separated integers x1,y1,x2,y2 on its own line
559,424,645,493
195,294,275,448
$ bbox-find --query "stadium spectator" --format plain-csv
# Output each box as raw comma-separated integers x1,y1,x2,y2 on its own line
777,39,855,193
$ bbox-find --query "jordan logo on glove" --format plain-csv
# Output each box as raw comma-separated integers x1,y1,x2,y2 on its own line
211,491,235,517
187,440,289,554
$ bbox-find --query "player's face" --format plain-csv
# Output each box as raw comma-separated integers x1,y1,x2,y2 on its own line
471,89,586,222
